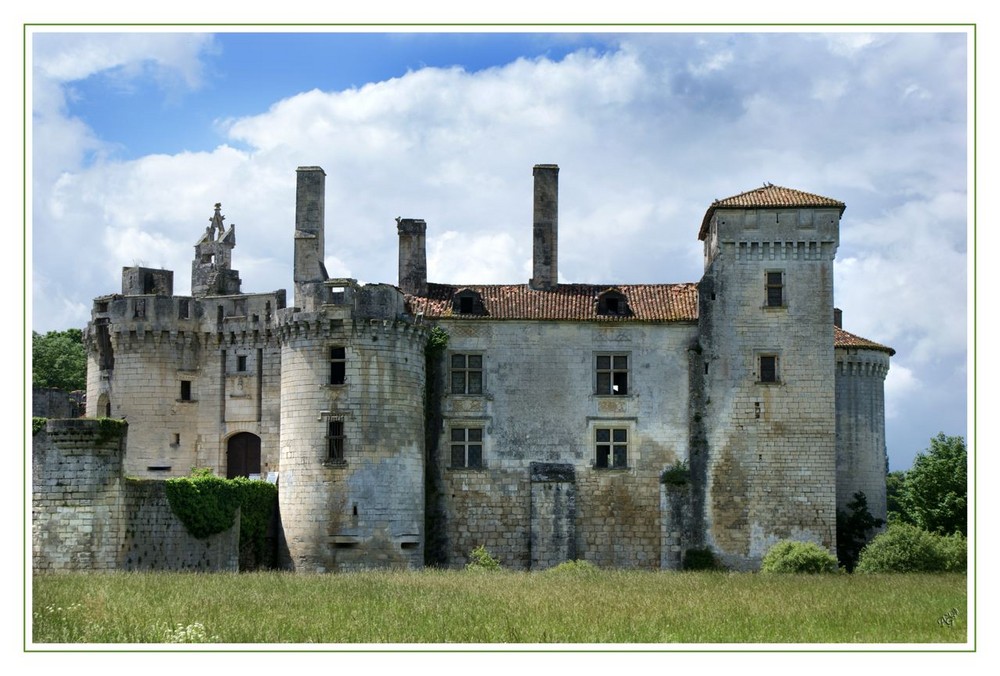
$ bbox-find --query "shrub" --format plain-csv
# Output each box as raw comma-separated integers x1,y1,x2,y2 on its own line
660,460,690,486
545,559,598,575
466,545,501,571
856,523,967,573
760,539,839,574
682,548,720,571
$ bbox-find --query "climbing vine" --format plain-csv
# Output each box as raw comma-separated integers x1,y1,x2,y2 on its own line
33,417,47,436
165,475,278,564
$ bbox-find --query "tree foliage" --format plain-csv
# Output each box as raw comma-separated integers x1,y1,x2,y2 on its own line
896,434,967,536
32,328,87,391
855,523,966,573
836,491,884,572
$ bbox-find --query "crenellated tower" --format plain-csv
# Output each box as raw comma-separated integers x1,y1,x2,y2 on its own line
695,185,844,569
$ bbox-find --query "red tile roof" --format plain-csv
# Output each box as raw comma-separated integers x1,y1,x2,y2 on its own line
699,184,846,240
406,283,894,355
407,283,699,322
834,326,896,356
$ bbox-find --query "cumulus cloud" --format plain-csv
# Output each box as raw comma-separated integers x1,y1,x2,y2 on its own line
29,30,968,469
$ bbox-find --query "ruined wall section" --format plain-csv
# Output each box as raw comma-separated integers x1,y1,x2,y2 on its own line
698,207,840,569
433,319,696,569
835,348,890,524
32,419,240,571
277,283,427,572
32,419,127,570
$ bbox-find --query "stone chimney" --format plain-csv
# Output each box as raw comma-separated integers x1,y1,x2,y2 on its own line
834,307,843,328
529,164,559,290
397,218,428,297
293,166,328,311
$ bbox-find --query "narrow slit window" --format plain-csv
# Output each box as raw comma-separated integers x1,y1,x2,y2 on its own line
180,380,192,401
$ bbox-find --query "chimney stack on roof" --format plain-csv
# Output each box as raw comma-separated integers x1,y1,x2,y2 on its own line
529,164,559,291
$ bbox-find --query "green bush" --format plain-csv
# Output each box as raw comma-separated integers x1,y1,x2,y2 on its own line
466,545,501,571
760,540,839,574
545,559,598,575
682,548,720,571
660,460,690,486
856,523,967,573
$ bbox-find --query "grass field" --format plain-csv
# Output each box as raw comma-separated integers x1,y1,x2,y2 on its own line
31,569,968,645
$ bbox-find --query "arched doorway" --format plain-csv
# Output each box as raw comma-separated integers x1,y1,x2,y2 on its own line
227,432,261,479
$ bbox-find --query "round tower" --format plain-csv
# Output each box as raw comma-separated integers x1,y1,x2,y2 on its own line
834,322,894,524
276,282,427,572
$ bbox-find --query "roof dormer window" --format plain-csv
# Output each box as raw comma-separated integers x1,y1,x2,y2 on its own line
597,289,629,317
453,289,484,316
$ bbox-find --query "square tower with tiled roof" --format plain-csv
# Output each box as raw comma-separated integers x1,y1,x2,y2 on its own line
695,183,844,568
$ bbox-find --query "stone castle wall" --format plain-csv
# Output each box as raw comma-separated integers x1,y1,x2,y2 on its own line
277,304,427,572
32,419,240,571
698,207,840,568
431,319,697,569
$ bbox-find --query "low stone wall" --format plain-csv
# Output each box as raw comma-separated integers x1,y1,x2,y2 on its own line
32,418,239,572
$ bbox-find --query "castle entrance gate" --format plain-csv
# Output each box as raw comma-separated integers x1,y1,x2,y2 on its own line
227,432,261,478
529,462,577,569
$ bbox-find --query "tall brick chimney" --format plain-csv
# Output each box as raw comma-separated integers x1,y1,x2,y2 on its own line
529,164,559,290
397,218,428,297
293,166,327,311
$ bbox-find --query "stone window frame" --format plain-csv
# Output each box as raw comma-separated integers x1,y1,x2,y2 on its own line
589,419,634,469
764,269,786,309
594,352,630,396
450,352,484,395
327,419,346,462
756,351,780,384
329,346,347,386
447,421,488,470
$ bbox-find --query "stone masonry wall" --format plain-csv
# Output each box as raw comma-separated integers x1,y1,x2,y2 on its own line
835,348,890,524
32,418,239,571
433,319,696,569
278,305,427,572
699,207,840,569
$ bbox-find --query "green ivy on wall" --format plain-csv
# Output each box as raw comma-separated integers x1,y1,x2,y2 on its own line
164,475,278,561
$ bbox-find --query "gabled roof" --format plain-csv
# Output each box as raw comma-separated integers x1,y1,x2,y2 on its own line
406,283,699,322
834,326,896,356
699,184,846,240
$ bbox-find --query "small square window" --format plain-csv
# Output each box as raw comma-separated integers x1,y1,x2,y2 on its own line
328,420,345,461
595,427,628,468
330,347,346,385
596,353,629,396
450,354,484,395
450,427,483,468
759,355,778,383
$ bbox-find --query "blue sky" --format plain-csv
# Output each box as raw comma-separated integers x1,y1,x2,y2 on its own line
28,28,971,471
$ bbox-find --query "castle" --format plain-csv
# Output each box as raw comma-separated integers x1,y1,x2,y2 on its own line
79,164,893,571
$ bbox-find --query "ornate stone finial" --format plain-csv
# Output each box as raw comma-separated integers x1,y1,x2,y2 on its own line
209,203,225,240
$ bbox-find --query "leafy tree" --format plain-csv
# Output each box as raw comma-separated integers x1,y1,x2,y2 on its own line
32,329,87,391
836,491,884,572
855,523,966,573
902,434,967,536
885,470,909,524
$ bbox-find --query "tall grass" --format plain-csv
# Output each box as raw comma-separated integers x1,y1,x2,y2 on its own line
31,569,967,645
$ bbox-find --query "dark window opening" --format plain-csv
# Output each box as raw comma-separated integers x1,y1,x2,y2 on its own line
597,290,629,316
596,354,629,395
180,380,192,401
453,290,484,315
596,428,628,468
173,433,181,445
450,427,483,468
766,271,784,307
759,355,778,383
105,400,112,417
265,301,272,322
237,355,247,372
217,305,224,324
178,299,190,319
147,466,171,472
328,420,345,461
96,301,109,313
330,347,346,384
450,354,483,395
460,296,474,313
133,299,146,319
